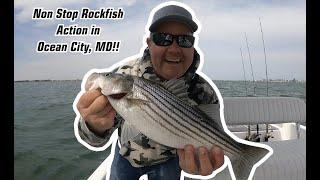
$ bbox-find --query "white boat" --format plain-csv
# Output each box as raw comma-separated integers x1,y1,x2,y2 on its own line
88,96,306,180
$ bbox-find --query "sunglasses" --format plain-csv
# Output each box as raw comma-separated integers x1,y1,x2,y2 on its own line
151,32,195,48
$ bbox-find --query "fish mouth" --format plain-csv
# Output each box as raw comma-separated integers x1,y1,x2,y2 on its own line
108,93,127,100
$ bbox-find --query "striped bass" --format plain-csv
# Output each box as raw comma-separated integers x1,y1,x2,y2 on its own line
85,72,270,180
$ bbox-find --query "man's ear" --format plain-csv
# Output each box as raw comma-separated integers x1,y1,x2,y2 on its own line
146,37,151,47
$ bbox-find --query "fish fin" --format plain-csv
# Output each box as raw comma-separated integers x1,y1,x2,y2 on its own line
161,78,190,100
231,144,269,180
85,73,100,91
197,104,222,127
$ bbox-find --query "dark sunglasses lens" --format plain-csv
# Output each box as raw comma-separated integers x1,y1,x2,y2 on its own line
152,33,172,46
178,35,195,48
152,33,194,48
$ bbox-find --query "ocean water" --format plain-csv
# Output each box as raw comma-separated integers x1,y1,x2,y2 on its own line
14,80,306,180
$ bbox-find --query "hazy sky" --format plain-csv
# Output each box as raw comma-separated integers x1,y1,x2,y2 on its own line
14,0,306,81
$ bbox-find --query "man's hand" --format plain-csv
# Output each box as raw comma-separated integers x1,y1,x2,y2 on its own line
177,144,224,176
77,89,117,136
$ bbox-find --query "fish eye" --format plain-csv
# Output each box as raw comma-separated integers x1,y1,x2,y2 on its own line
105,73,111,76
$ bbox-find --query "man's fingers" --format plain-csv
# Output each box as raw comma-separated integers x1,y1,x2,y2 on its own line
198,147,214,176
210,146,225,170
96,103,114,117
87,95,110,115
78,89,102,109
95,113,115,130
84,108,117,134
177,149,186,170
105,108,117,121
184,145,198,174
178,145,225,176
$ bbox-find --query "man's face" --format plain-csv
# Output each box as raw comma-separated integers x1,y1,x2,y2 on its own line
147,21,195,80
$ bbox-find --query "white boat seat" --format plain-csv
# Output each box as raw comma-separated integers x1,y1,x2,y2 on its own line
223,97,306,125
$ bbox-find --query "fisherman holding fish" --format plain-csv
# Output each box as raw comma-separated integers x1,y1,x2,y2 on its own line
77,3,224,179
76,3,269,180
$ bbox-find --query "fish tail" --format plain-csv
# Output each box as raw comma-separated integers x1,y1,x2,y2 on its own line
230,144,269,180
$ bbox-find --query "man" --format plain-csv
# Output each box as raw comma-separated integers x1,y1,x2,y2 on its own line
76,3,224,180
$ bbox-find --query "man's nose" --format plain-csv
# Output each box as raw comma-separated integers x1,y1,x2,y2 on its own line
167,39,181,54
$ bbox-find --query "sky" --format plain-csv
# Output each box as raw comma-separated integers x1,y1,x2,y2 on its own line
14,0,306,81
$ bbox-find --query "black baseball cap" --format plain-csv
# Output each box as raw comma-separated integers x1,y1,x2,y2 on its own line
149,5,198,32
